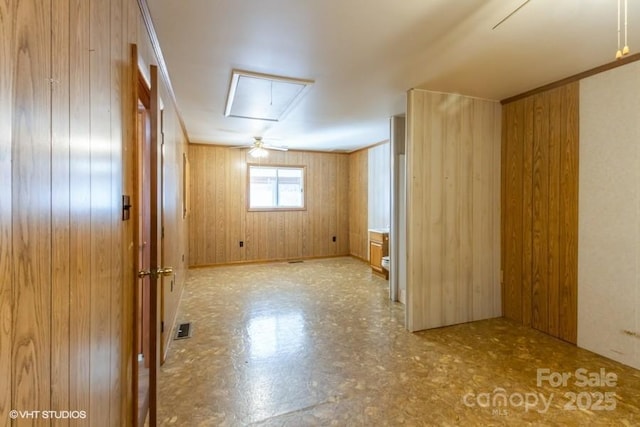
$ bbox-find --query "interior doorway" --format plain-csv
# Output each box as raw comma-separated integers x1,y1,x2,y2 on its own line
132,50,168,426
135,84,152,425
133,56,155,425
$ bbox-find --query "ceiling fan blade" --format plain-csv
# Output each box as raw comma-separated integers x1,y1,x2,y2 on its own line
264,145,288,152
492,0,531,30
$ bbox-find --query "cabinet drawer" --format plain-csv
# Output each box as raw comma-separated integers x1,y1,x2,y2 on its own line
370,232,388,243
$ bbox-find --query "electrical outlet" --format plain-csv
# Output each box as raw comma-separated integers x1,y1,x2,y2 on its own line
239,241,244,248
332,236,336,242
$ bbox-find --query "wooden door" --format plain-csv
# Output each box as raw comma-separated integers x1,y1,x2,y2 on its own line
133,50,153,425
132,50,166,426
135,100,152,426
147,63,163,427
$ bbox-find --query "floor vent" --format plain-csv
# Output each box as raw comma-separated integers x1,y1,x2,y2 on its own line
174,322,192,340
288,260,304,264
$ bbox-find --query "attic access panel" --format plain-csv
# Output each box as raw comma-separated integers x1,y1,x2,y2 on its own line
224,70,314,121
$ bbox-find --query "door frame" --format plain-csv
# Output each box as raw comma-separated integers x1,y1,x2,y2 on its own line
132,43,162,427
134,81,151,426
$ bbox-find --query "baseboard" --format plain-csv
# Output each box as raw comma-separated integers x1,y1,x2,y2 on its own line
188,253,352,269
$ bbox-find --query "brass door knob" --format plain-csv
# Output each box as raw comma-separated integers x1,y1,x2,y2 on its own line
138,269,152,279
157,267,174,277
137,267,173,279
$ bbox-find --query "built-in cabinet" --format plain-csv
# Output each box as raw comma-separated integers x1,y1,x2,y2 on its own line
369,230,389,279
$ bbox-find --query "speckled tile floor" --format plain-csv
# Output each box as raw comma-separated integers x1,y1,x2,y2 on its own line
158,257,640,426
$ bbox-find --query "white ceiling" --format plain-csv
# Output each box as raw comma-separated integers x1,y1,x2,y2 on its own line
147,0,640,152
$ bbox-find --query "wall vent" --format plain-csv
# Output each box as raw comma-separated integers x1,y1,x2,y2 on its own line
174,322,192,340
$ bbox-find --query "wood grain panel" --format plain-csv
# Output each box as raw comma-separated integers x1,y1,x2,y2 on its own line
547,87,562,338
214,147,226,261
4,1,188,425
522,96,534,327
501,82,578,344
407,89,502,332
51,1,71,425
491,102,503,313
12,0,53,423
0,0,13,423
501,102,524,322
349,149,368,260
442,95,459,325
531,92,550,333
121,39,139,427
472,101,501,320
69,0,92,423
559,82,579,344
405,89,424,329
456,98,476,319
226,148,245,262
90,0,114,423
336,154,350,255
189,145,351,266
109,0,123,423
427,92,444,329
500,99,506,318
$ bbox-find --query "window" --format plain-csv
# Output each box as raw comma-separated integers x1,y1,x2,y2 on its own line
248,165,305,210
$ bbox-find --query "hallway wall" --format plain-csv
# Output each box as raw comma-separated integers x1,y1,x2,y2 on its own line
348,149,369,260
0,0,188,425
405,89,502,332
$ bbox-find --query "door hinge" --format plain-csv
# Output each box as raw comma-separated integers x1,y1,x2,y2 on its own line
161,321,164,333
162,226,165,238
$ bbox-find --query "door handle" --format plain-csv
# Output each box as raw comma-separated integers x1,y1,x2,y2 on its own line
138,269,152,279
157,266,173,277
138,267,174,279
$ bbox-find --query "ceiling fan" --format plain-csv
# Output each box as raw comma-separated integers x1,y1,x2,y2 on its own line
232,136,288,158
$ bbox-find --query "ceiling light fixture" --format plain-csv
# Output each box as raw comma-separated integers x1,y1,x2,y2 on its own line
248,139,269,158
248,146,269,158
616,0,630,59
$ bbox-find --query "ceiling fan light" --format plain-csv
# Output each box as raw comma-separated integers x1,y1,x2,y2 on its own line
623,45,630,55
249,146,268,158
616,49,623,59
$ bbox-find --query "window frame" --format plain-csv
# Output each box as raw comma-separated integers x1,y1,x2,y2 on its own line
246,164,307,212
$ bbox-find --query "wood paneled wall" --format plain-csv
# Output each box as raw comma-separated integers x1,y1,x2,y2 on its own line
348,149,369,260
0,0,189,425
406,89,502,332
501,83,578,343
0,0,12,421
188,145,350,266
